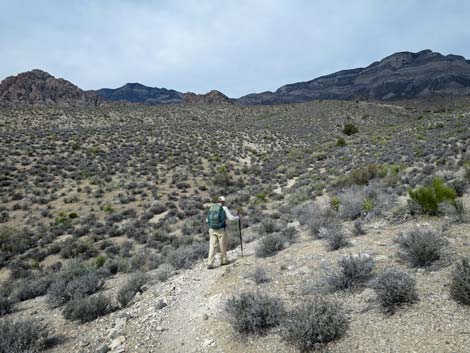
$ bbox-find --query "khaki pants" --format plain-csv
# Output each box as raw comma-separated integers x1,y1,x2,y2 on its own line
208,228,228,266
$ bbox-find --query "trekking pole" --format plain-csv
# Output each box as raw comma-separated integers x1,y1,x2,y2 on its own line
238,210,244,257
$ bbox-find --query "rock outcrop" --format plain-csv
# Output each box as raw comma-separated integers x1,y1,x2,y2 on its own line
0,69,101,107
237,50,470,104
183,90,232,105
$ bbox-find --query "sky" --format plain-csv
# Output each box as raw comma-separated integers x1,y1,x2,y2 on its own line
1,0,469,98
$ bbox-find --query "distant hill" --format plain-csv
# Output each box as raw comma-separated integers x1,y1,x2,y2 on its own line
237,50,470,104
0,69,101,107
94,83,183,105
183,90,232,105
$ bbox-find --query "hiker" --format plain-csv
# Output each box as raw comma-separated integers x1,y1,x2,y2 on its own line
206,196,240,269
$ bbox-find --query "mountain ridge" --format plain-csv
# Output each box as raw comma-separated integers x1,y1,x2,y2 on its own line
238,49,470,104
2,49,470,107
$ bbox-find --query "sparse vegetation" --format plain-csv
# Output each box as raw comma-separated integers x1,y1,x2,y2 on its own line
373,269,418,314
323,254,375,291
395,227,448,268
450,257,470,305
281,297,349,351
225,291,285,335
0,318,51,353
62,294,113,323
117,272,149,307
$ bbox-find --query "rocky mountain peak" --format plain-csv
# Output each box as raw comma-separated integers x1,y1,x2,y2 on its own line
0,69,101,107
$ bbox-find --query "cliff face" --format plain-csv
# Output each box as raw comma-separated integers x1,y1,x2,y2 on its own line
0,69,101,107
237,50,470,104
95,83,183,105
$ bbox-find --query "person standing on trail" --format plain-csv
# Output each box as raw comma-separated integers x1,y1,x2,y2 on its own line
206,196,240,269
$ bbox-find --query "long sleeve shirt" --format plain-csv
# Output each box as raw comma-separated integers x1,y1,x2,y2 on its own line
222,206,239,221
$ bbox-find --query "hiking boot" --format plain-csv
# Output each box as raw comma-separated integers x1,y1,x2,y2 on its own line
221,261,229,266
207,265,214,270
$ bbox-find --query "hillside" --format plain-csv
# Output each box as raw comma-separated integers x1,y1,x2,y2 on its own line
0,69,101,107
0,99,469,352
238,50,470,104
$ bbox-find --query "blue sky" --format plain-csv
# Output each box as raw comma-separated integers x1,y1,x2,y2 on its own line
1,0,469,97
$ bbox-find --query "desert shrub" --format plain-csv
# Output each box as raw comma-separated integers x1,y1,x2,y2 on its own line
255,233,285,258
395,227,448,268
225,291,285,335
259,219,282,234
323,254,375,291
249,267,270,284
12,276,52,302
47,262,104,307
0,227,35,259
342,123,358,136
320,227,349,251
350,164,379,185
0,297,12,316
373,269,418,314
450,257,470,305
0,318,50,353
408,178,456,215
62,294,113,323
336,137,347,147
117,272,149,308
299,203,341,238
281,297,349,351
155,263,174,282
281,226,297,242
337,186,365,220
352,220,366,236
165,242,207,270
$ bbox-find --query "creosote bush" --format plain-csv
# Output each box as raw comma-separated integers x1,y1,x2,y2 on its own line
395,227,447,268
450,257,470,305
63,294,113,323
373,269,418,314
323,254,375,291
281,297,349,351
225,291,285,335
0,318,51,353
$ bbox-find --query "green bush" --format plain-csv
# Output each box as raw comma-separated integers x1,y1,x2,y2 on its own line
373,269,418,314
336,137,347,147
342,123,359,136
408,178,456,215
63,294,113,323
450,257,470,305
281,297,349,351
225,291,285,335
0,318,50,353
